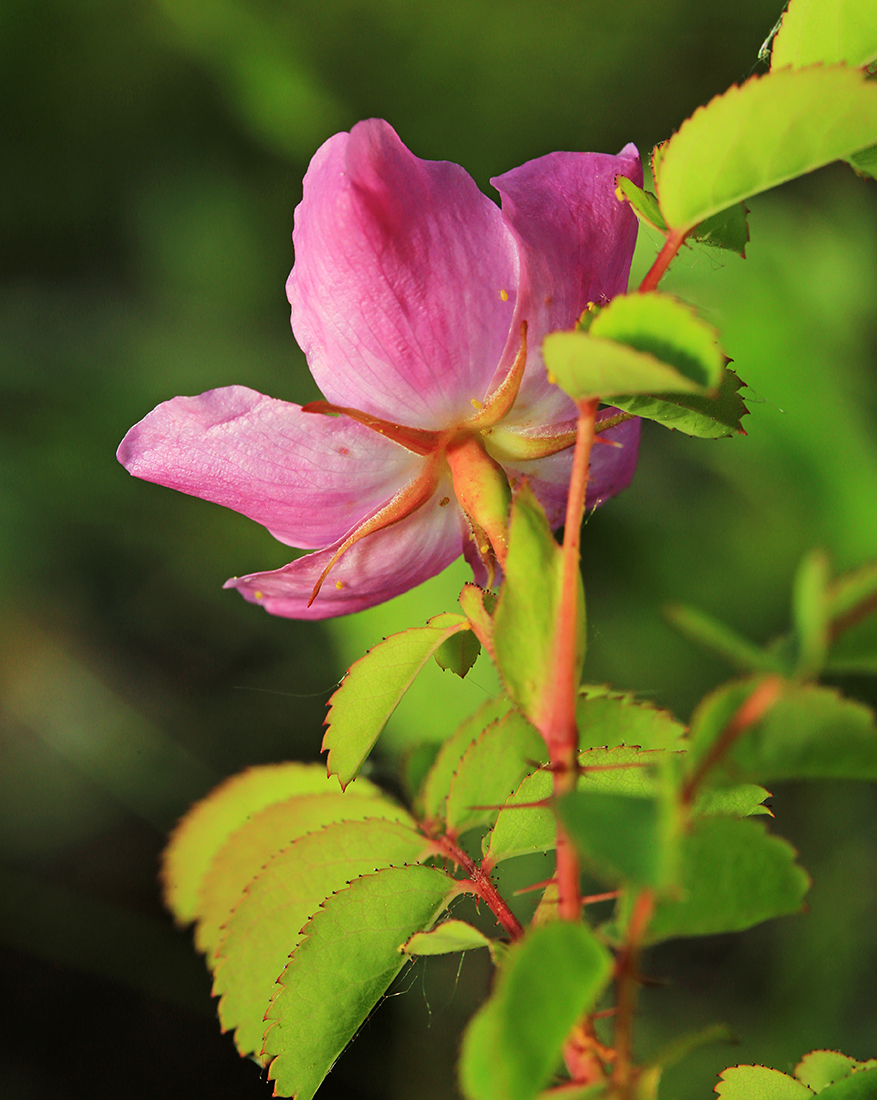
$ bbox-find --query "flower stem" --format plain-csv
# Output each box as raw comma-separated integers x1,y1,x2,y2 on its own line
612,887,655,1098
638,227,686,294
542,398,600,922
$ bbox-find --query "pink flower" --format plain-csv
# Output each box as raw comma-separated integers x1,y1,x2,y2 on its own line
118,120,642,620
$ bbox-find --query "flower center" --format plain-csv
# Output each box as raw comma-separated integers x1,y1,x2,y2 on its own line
300,322,582,603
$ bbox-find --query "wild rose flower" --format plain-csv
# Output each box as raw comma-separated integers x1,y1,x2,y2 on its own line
117,120,642,620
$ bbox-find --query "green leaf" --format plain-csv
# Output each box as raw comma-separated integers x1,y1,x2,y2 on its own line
615,816,809,945
459,582,498,658
820,1068,877,1098
689,678,877,783
825,558,877,672
577,686,687,751
459,922,613,1100
588,293,725,389
607,365,749,438
435,628,481,677
493,483,583,727
656,67,877,232
690,202,750,256
214,817,432,1059
791,548,832,677
486,746,668,865
264,865,458,1100
694,783,771,818
666,603,788,673
771,0,877,69
401,919,494,956
446,709,546,835
323,612,471,787
161,763,379,926
717,1065,813,1100
556,791,669,887
795,1050,875,1092
616,176,667,232
195,790,408,956
847,141,877,180
420,696,511,824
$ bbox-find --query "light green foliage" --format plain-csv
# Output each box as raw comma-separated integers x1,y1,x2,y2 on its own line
194,791,408,956
214,817,432,1058
434,628,481,677
792,548,832,678
796,1050,877,1091
848,142,877,181
264,865,459,1099
614,816,809,945
825,558,877,673
666,604,788,673
616,177,748,254
605,367,748,439
493,483,583,727
545,335,709,402
770,0,877,69
445,709,546,835
656,67,877,231
588,293,725,391
459,922,613,1100
323,612,471,786
688,678,877,783
718,1054,877,1099
419,696,511,823
401,919,493,956
717,1065,815,1099
161,763,380,926
576,687,686,750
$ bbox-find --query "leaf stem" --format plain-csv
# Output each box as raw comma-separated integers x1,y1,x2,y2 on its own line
431,833,524,940
638,227,687,293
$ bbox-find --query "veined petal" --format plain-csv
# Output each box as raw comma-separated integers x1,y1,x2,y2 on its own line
492,143,642,427
501,414,641,528
116,386,420,550
287,119,520,429
224,484,465,620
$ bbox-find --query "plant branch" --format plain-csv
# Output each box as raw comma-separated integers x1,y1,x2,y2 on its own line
638,227,687,293
681,675,783,806
430,833,524,940
611,887,655,1098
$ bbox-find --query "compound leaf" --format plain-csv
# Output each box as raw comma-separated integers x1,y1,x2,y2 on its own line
716,1065,813,1100
161,763,380,927
606,366,749,439
195,790,407,956
214,817,432,1059
264,865,459,1099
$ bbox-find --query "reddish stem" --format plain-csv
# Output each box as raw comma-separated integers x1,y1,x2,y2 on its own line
681,675,783,806
431,833,524,940
611,888,655,1098
638,227,686,294
539,398,600,922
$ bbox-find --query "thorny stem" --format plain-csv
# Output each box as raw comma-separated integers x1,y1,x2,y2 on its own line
431,833,524,940
681,675,783,806
612,888,655,1098
542,398,600,923
638,227,687,294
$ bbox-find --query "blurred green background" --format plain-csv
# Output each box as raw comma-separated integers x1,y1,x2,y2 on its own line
2,1,875,1097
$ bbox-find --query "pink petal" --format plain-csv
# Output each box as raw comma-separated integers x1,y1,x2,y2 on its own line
492,144,642,427
503,414,641,527
116,386,420,550
225,483,465,620
287,119,520,430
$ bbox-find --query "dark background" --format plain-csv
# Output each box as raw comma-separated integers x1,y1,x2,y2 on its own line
2,1,876,1097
